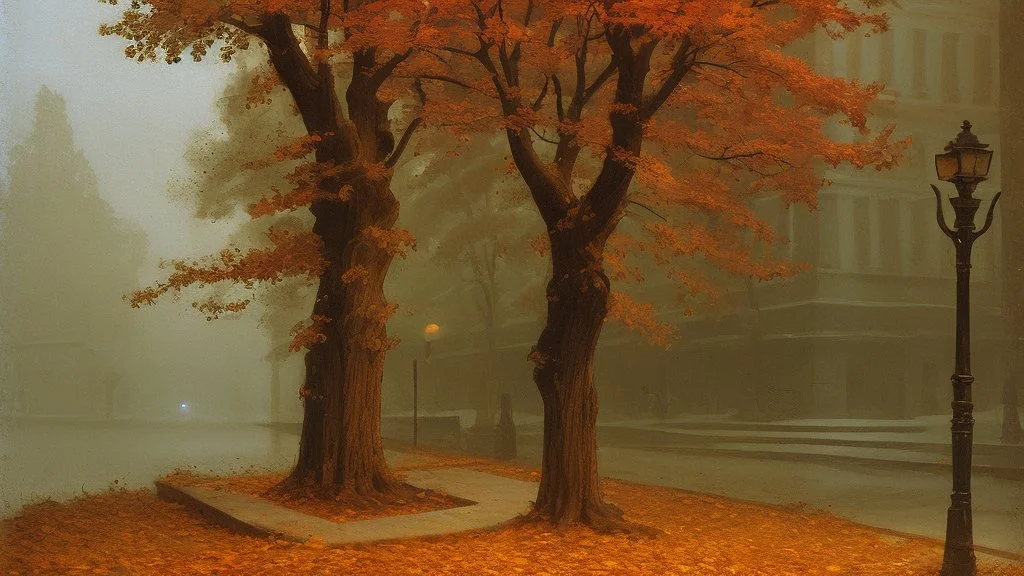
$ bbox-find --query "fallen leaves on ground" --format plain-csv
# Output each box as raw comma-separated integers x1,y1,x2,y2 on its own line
161,469,468,523
2,452,1021,576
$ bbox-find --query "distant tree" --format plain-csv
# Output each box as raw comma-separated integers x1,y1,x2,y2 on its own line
394,133,545,427
0,87,147,417
102,1,441,495
419,0,909,529
172,59,315,423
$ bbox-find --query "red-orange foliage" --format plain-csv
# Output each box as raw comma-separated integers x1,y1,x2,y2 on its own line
403,0,910,528
104,0,438,350
412,0,907,342
128,227,324,319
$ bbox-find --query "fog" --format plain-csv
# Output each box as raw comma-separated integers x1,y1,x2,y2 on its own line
1,0,1022,563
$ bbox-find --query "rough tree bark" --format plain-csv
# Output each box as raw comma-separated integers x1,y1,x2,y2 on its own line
255,13,407,495
531,242,622,528
484,23,675,529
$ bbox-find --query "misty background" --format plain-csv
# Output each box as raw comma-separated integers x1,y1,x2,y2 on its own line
0,0,1021,555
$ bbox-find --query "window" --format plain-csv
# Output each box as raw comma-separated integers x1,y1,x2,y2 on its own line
879,198,900,273
853,196,871,271
847,32,863,81
912,29,928,98
941,33,961,103
818,195,839,269
973,35,993,104
879,29,895,89
911,200,929,275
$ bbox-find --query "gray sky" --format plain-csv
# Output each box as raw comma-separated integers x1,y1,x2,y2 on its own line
2,0,241,259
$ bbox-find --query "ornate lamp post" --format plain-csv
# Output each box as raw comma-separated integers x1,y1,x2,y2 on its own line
931,121,1001,576
413,323,441,447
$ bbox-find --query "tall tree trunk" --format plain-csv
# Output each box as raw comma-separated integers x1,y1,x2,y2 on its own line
292,175,399,494
530,242,624,529
255,16,408,496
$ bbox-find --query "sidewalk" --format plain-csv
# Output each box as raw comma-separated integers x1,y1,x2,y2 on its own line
156,467,537,545
587,409,1024,480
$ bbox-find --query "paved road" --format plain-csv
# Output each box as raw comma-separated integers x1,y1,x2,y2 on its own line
511,437,1024,557
2,419,1021,558
0,419,299,519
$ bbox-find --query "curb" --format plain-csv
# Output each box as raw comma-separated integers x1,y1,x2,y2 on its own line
156,468,537,546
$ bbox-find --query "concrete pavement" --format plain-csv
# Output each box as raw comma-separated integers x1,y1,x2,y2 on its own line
156,467,537,545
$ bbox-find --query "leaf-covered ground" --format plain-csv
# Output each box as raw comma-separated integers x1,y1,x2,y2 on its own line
2,451,1021,576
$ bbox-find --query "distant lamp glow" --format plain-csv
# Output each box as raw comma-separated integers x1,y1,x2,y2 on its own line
179,402,190,411
423,323,441,341
423,323,440,361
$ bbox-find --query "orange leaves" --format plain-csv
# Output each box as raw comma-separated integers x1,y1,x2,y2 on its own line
361,226,417,259
530,233,551,257
242,135,324,171
244,69,282,108
245,159,354,219
341,265,370,285
129,227,324,312
606,292,677,349
288,314,331,352
8,452,1020,576
191,297,253,321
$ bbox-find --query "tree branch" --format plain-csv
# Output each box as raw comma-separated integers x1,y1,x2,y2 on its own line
532,75,551,111
629,200,668,221
370,48,413,91
641,37,695,119
384,78,427,169
547,19,562,47
384,117,422,168
551,74,566,121
581,59,617,103
221,17,263,36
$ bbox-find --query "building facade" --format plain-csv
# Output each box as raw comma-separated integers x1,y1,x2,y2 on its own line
382,0,1010,422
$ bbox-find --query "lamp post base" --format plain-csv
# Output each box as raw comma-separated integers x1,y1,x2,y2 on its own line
941,502,976,576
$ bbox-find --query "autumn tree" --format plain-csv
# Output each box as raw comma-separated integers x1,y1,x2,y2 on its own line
0,87,148,417
417,0,907,528
101,0,438,494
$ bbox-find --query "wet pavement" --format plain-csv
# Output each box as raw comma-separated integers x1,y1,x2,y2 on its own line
1,417,1021,559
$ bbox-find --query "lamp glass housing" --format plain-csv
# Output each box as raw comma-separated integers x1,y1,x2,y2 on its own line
935,151,959,182
960,148,993,179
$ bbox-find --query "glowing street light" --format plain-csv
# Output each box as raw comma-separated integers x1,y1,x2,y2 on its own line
414,323,441,447
929,120,1001,576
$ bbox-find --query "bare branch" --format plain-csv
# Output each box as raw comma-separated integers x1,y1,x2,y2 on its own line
532,75,551,111
629,200,668,221
385,117,423,168
419,74,475,91
691,148,763,161
440,45,480,59
547,19,562,47
551,74,566,121
524,0,535,26
581,59,617,103
221,17,263,36
370,48,414,90
641,38,695,119
693,59,746,78
318,0,330,50
529,126,559,145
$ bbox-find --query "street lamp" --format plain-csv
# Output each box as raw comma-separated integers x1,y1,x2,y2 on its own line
413,323,441,447
930,120,1002,576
